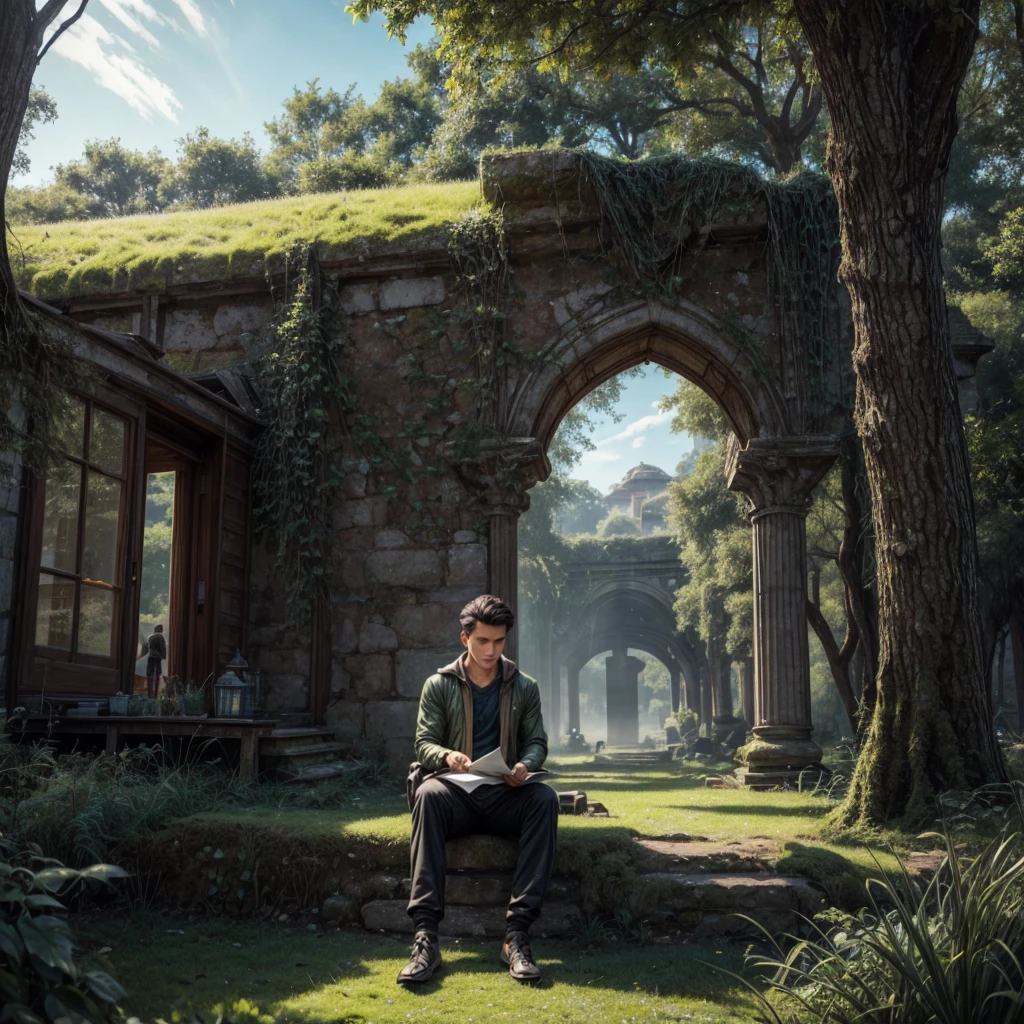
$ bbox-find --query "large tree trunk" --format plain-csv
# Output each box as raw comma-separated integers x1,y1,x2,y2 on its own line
795,0,1007,826
0,4,40,327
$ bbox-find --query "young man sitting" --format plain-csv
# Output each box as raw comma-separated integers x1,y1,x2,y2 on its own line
398,594,558,985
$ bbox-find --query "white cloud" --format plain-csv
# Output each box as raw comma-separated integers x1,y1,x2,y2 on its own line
52,14,183,122
582,451,623,464
631,436,647,449
168,0,209,37
97,0,163,47
596,409,672,446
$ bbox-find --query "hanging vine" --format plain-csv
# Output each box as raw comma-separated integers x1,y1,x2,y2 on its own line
576,153,844,428
251,244,353,625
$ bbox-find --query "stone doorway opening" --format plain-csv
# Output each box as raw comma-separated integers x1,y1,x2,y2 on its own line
499,302,838,786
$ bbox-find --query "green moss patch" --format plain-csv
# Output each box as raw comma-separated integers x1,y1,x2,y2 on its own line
12,181,481,299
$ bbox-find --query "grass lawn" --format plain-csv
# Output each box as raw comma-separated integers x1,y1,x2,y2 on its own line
11,181,481,300
75,912,761,1024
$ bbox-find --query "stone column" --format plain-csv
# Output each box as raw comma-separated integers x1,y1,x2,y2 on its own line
669,666,681,716
699,665,712,737
683,664,701,720
711,652,743,738
567,663,581,733
606,645,643,746
742,656,755,729
487,499,524,662
727,435,839,786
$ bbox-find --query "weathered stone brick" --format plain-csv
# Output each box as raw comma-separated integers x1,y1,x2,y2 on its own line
334,618,357,654
340,284,376,313
347,654,394,699
357,621,397,653
212,303,268,340
379,277,445,310
325,700,365,745
396,647,454,698
365,550,442,589
364,699,418,739
374,528,408,549
446,543,487,587
340,473,367,499
453,530,478,544
392,603,458,647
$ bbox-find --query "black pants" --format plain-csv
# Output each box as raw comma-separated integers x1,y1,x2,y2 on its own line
407,777,559,934
146,656,162,698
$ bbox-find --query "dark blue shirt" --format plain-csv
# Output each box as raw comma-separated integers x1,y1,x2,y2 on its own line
471,675,502,761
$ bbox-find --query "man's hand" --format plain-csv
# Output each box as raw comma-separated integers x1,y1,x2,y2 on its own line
503,762,529,786
446,751,471,772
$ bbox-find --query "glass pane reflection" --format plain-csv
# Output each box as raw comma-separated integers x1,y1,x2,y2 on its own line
61,399,86,458
90,409,125,476
40,466,81,573
81,472,122,585
79,585,114,657
35,574,74,649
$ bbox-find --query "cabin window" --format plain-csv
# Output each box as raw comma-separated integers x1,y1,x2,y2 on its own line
35,397,129,667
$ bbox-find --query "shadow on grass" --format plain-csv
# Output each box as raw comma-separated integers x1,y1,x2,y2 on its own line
668,802,830,818
76,912,760,1022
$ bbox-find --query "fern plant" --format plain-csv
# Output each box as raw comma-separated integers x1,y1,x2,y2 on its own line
745,825,1024,1024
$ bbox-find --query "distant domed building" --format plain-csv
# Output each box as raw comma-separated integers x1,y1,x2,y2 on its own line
604,463,672,534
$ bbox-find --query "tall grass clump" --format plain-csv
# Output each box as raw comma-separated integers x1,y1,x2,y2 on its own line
746,783,1024,1024
0,736,389,867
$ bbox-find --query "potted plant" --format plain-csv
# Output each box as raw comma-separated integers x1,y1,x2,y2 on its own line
157,694,174,716
182,684,206,717
109,692,129,716
127,693,146,716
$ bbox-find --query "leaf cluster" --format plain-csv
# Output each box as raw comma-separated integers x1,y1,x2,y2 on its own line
0,836,127,1024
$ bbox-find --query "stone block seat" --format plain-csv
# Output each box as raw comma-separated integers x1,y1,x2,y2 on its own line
135,811,837,940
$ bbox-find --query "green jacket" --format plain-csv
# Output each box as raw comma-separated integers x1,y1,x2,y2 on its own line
414,653,548,773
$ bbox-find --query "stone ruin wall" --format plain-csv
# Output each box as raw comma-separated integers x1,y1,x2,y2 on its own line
64,154,843,762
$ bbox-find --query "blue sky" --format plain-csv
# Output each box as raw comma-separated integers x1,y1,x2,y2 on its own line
18,1,435,185
21,3,694,492
571,368,694,494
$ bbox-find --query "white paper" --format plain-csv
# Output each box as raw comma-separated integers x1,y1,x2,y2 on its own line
440,748,547,791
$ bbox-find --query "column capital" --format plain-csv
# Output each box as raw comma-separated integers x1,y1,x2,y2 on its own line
726,435,840,516
447,436,549,517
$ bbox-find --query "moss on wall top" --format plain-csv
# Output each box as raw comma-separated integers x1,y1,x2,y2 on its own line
12,181,481,300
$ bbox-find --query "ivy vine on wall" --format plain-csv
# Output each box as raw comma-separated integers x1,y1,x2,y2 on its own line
251,243,353,625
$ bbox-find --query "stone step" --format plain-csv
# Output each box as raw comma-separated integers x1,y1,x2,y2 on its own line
596,750,673,765
635,838,777,873
260,728,337,754
262,741,350,763
359,872,581,906
638,873,823,939
361,899,581,938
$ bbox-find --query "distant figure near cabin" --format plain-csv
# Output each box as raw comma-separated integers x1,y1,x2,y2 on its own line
146,625,166,698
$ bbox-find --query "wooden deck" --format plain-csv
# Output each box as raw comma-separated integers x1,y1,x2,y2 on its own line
11,715,280,779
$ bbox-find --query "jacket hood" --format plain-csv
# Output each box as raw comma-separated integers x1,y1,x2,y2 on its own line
438,651,518,684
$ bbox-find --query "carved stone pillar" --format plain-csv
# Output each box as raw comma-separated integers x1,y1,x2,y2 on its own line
742,656,755,729
487,494,527,661
547,643,562,741
606,645,643,746
727,435,839,786
711,653,743,738
669,666,681,716
567,663,581,733
456,438,547,666
699,665,712,737
684,664,701,720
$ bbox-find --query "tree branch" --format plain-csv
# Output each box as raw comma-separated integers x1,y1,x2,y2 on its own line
806,598,859,732
36,0,89,64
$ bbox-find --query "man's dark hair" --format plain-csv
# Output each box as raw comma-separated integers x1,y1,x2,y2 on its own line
153,625,163,633
460,594,515,635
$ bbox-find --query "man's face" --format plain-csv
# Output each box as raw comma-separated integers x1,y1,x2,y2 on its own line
460,622,507,673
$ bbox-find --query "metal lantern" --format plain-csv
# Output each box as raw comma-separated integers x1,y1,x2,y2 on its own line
214,650,254,718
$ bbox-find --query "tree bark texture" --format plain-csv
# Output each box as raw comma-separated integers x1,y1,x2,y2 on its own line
795,0,1007,825
0,4,42,328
